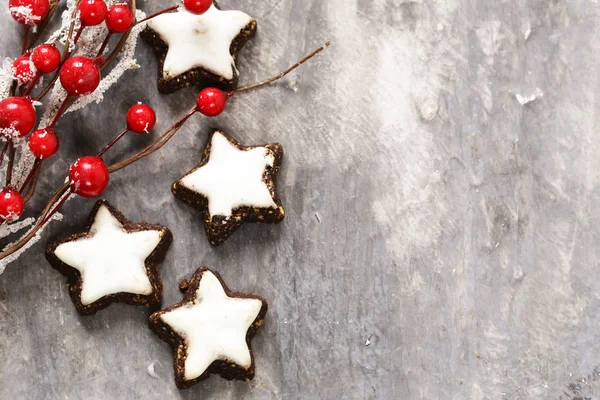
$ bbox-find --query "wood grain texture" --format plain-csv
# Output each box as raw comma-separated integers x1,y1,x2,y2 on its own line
1,0,600,399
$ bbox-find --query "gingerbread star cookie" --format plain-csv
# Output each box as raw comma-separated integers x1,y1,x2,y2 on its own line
45,200,173,316
148,268,268,389
141,1,257,93
172,130,285,246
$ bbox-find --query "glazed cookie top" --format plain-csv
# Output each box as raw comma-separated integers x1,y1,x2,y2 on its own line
179,131,278,218
54,204,165,305
159,270,263,381
146,5,254,80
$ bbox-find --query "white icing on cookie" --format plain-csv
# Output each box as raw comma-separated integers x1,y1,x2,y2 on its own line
160,270,263,381
54,205,163,305
146,5,254,80
180,131,277,218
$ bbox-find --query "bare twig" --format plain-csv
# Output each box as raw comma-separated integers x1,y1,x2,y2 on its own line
234,42,330,93
19,159,41,193
5,142,15,185
23,72,40,96
22,26,30,54
62,21,84,62
135,5,178,25
22,163,41,204
48,97,71,127
100,31,132,71
40,188,71,225
97,129,129,157
96,34,113,57
0,143,9,168
34,73,58,101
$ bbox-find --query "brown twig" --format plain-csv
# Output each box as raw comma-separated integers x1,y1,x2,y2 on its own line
96,34,113,57
40,188,71,225
0,143,9,168
5,143,16,186
62,17,84,62
135,5,178,25
48,97,71,127
34,72,59,101
19,159,41,193
234,41,331,93
22,164,41,204
97,129,129,157
22,26,30,54
100,31,132,71
23,72,40,97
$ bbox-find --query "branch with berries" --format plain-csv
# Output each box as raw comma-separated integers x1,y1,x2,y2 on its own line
0,0,329,270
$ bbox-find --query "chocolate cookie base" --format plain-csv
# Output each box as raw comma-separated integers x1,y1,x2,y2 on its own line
148,268,268,389
140,1,257,94
171,130,285,246
45,200,173,316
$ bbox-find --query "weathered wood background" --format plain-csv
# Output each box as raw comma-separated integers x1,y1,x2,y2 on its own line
1,0,599,399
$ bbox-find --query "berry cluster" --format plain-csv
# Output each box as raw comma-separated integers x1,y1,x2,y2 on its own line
79,0,134,32
0,0,142,222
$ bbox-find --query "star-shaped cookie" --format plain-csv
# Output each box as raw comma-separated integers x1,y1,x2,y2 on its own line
172,130,285,246
148,268,268,389
45,200,173,316
141,1,257,94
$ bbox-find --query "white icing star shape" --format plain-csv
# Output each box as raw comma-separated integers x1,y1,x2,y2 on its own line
53,204,165,305
146,5,255,80
153,269,266,383
180,131,278,218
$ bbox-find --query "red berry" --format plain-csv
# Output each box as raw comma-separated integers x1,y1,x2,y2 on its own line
28,127,59,159
12,54,36,86
106,3,134,33
183,0,212,15
31,44,61,74
9,0,50,25
59,56,101,96
69,156,109,198
0,187,24,222
126,103,156,134
78,0,108,26
196,88,230,117
0,97,36,138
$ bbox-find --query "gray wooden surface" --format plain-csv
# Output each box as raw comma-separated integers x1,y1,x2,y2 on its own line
1,0,599,399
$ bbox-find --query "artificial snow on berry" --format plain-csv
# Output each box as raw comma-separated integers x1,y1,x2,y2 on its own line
78,0,108,27
59,56,102,96
69,156,109,198
106,3,134,33
12,54,36,86
9,0,50,25
126,103,156,134
0,187,24,222
28,127,59,159
31,44,61,74
0,96,36,139
183,0,212,15
196,87,230,117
